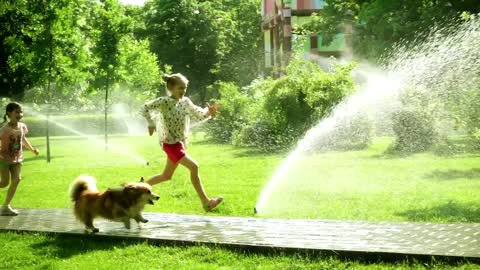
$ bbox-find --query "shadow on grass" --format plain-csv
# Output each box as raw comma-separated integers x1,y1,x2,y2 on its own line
373,147,480,160
232,149,284,158
25,231,477,265
190,139,220,146
432,137,480,157
395,201,480,223
370,136,480,159
23,155,65,162
369,142,422,159
189,138,284,158
426,168,480,180
29,233,140,259
371,150,417,159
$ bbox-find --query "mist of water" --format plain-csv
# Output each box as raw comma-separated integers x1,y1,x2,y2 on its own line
112,103,148,135
255,16,480,215
27,109,148,165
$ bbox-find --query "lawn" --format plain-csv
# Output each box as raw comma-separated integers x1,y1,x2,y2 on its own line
258,137,480,222
8,133,282,217
0,133,479,269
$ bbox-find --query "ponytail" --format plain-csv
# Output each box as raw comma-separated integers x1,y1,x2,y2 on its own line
162,74,172,83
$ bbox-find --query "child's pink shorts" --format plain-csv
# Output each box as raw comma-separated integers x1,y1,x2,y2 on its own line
162,142,186,163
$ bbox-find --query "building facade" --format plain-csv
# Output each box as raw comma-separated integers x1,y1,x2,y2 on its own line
262,0,350,75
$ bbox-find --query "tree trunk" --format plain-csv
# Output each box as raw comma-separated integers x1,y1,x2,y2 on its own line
104,77,109,151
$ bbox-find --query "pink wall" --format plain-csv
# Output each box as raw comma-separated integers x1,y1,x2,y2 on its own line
295,0,326,10
263,0,275,17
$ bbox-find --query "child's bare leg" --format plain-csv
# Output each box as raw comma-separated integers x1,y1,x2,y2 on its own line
147,158,178,186
0,166,10,188
179,155,209,205
2,164,21,207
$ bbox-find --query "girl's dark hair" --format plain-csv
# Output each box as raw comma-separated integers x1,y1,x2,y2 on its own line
3,102,22,123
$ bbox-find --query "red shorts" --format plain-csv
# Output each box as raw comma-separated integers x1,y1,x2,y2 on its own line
162,142,186,163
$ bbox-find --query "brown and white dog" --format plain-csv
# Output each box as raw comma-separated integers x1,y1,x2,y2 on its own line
69,175,159,233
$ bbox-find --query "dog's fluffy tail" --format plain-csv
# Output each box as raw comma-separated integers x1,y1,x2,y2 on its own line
69,175,97,202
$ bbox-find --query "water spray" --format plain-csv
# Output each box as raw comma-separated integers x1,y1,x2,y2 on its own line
26,109,149,165
253,16,480,216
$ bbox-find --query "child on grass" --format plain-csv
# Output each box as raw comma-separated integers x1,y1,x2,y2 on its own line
0,102,39,216
141,73,222,211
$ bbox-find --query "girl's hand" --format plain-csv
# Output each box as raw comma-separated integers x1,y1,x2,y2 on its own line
207,103,220,117
148,126,156,136
33,148,39,156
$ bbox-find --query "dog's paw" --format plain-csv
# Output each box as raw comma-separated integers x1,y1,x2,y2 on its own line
134,215,148,223
85,227,99,233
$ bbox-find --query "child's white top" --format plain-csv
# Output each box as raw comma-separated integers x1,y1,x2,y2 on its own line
141,96,209,144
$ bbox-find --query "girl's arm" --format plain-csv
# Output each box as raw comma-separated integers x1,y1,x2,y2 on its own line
22,137,39,155
141,98,165,127
184,98,219,121
21,124,39,155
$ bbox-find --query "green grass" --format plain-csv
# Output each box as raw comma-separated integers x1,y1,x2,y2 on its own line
260,137,480,222
1,134,479,269
0,232,477,270
9,134,281,216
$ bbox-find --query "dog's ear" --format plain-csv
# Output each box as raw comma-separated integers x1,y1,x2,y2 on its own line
140,177,144,183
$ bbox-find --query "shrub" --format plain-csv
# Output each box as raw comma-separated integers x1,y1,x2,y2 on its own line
205,57,357,152
465,90,480,136
391,109,438,152
312,113,374,151
204,82,252,143
232,120,298,152
262,76,312,131
234,57,356,152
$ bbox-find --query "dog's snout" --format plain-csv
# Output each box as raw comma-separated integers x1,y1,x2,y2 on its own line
151,193,160,200
148,193,160,205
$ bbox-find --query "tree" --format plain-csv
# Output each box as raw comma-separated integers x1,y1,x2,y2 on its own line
91,0,132,149
0,0,53,99
144,0,263,102
0,1,32,98
214,0,264,89
116,36,162,103
0,0,94,101
0,0,96,161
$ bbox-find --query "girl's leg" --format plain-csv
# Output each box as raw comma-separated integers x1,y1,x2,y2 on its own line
147,158,179,186
2,163,21,207
178,155,210,205
0,165,10,188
